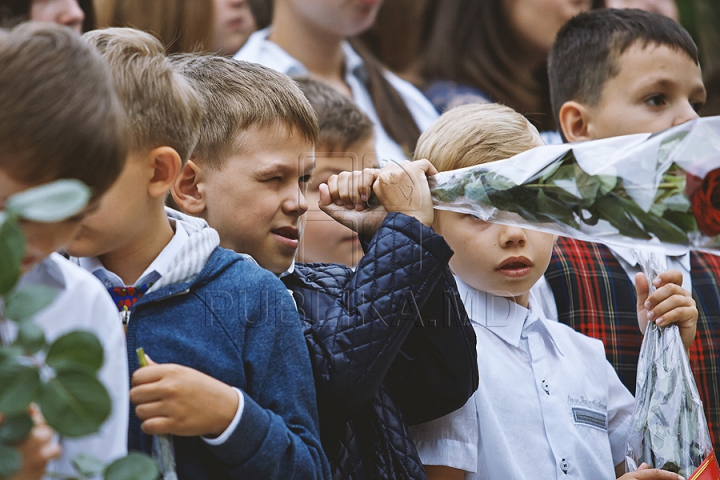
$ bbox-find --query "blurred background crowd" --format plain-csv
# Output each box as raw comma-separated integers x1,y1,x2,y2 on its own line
0,0,718,123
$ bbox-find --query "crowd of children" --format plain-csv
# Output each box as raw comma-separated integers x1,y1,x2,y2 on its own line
0,3,716,480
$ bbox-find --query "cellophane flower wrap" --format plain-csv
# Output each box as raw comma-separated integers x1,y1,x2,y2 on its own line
428,116,720,477
430,117,720,254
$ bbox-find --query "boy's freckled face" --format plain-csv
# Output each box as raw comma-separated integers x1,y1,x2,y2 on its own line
0,169,97,273
298,136,377,267
66,154,151,258
586,43,705,139
435,211,555,306
202,125,314,275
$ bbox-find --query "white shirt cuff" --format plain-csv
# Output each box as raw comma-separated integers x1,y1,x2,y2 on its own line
201,387,244,446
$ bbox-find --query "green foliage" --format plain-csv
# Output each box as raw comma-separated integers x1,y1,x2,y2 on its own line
0,179,158,479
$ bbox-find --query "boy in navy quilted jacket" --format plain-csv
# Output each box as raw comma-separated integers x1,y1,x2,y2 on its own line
170,54,478,480
65,28,329,479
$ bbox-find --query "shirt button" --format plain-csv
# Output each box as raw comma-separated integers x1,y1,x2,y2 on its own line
560,458,569,474
541,380,550,395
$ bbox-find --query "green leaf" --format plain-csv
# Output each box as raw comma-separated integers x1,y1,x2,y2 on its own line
46,331,104,373
4,285,57,322
73,453,106,477
13,323,46,354
0,362,41,415
5,179,91,223
0,413,33,443
0,216,24,296
104,452,159,480
0,442,22,477
39,370,111,437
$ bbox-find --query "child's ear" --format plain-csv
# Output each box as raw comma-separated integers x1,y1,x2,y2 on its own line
147,146,182,198
558,101,594,143
172,159,206,215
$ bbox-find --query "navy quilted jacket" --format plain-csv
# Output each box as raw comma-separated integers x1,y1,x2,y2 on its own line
283,213,479,480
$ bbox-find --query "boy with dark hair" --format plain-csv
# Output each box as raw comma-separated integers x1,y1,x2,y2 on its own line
66,29,329,479
544,7,720,446
0,23,128,477
171,54,478,480
293,76,376,266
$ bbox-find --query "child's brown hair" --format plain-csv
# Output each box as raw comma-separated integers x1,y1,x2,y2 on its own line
293,76,373,152
415,103,543,172
0,22,126,197
170,54,319,170
82,27,203,162
549,8,699,136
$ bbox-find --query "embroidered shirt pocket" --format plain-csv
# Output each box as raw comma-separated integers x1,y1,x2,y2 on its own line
572,407,608,431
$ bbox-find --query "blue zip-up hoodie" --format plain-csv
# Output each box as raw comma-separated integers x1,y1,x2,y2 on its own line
87,210,330,479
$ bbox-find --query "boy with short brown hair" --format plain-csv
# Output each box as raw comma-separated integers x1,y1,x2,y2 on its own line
545,7,720,446
66,29,329,479
0,22,128,478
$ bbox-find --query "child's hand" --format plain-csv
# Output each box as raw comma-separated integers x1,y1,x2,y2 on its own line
636,270,697,352
617,462,686,480
371,159,437,227
3,410,62,480
319,168,388,237
130,357,239,438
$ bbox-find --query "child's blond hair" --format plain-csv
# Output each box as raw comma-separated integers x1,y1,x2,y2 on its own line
415,103,543,172
170,55,319,170
82,27,203,162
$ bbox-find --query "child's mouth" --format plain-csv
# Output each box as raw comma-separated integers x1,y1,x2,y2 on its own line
272,227,300,249
496,257,533,277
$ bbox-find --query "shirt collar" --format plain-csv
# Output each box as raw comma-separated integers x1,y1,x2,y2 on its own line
241,27,367,80
79,219,189,288
610,245,691,271
455,275,563,355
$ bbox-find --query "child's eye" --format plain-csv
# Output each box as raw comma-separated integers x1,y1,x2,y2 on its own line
645,94,667,107
299,174,312,183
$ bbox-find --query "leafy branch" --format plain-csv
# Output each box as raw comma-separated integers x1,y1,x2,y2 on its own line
0,180,158,480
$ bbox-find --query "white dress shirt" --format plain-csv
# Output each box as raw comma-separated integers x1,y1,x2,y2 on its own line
410,277,635,480
234,28,439,164
1,254,129,478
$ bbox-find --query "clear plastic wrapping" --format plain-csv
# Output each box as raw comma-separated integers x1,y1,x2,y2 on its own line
429,117,720,255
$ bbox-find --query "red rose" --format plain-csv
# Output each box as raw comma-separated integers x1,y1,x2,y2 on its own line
688,168,720,236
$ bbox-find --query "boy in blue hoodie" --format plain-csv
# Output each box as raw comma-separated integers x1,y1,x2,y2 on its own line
169,54,478,479
65,28,329,479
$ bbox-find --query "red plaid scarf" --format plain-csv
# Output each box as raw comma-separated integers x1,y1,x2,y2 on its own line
545,236,720,447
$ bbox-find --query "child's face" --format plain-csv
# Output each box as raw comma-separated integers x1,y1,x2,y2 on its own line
66,153,153,259
202,125,314,275
435,211,555,307
505,0,591,55
298,136,377,267
584,42,705,139
0,169,97,273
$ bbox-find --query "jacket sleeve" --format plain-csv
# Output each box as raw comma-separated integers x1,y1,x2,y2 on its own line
384,267,479,425
205,273,330,479
298,212,458,421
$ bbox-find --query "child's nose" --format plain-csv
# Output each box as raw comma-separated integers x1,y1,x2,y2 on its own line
673,101,700,127
499,226,527,247
283,186,309,215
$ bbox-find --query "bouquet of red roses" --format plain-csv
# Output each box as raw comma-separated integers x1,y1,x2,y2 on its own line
429,116,720,254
